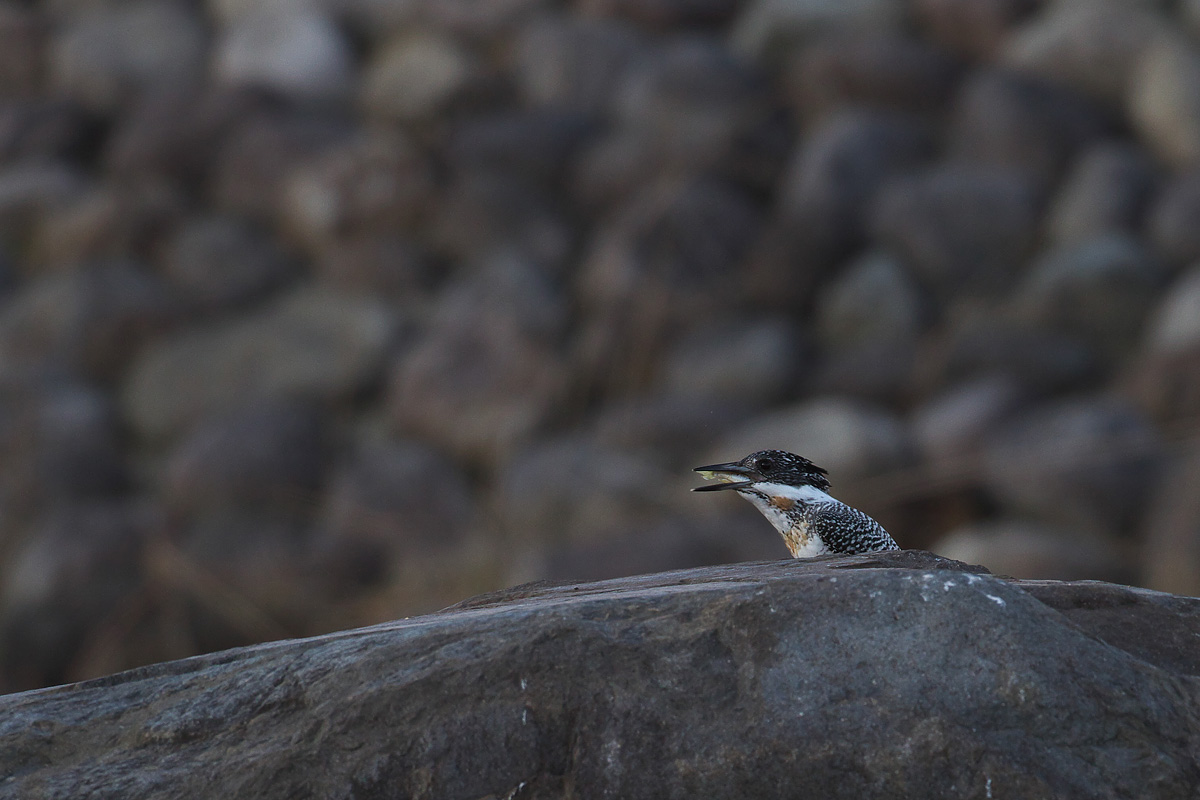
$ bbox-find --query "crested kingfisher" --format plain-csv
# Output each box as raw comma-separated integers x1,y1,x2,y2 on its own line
693,449,899,558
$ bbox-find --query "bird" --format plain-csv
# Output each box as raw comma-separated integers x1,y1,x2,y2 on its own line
693,449,899,558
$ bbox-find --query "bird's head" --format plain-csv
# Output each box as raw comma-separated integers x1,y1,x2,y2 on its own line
692,449,831,493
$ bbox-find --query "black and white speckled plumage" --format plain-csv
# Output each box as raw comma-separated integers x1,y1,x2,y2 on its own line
693,449,899,558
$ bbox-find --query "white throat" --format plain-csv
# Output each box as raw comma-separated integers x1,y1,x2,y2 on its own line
747,482,836,505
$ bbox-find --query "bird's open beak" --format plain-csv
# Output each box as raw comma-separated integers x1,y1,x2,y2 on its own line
692,462,756,492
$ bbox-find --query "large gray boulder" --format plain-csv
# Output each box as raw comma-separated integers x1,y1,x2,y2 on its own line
2,551,1199,799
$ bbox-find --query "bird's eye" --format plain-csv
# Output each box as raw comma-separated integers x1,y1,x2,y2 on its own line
756,458,774,473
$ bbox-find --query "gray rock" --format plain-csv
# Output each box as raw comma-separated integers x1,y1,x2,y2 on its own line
1003,2,1167,106
1013,233,1166,358
590,394,756,458
346,0,548,41
440,250,568,341
777,109,932,265
160,215,297,315
174,509,317,635
1144,263,1200,356
360,31,476,122
573,182,764,401
810,250,927,402
123,288,398,440
731,0,906,59
1187,0,1200,37
575,178,762,370
912,375,1026,461
784,32,960,120
811,338,918,404
1048,142,1158,245
514,14,645,113
611,37,767,169
4,553,1200,798
318,438,475,588
102,85,259,186
1129,266,1200,419
164,399,330,517
0,502,150,692
0,260,177,382
982,395,1162,537
446,109,596,187
0,376,129,517
0,162,85,242
660,316,803,406
1142,448,1200,596
542,512,781,582
577,0,743,29
213,7,354,102
913,0,1039,60
712,397,911,480
49,1,208,112
1129,35,1200,168
948,69,1112,184
495,436,680,546
815,250,926,350
872,165,1040,299
0,99,95,166
932,316,1101,396
1148,169,1200,266
934,520,1133,583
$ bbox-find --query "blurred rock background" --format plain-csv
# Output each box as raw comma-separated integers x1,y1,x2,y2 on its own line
2,0,1200,692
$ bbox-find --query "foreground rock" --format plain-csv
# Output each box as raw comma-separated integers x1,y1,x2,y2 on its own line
1,551,1199,799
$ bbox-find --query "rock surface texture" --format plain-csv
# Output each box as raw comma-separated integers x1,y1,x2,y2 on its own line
2,551,1198,799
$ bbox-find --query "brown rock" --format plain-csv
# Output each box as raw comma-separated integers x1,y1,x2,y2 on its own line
164,399,330,517
123,288,398,440
0,3,45,100
786,32,961,120
0,260,177,382
281,129,435,255
210,108,350,223
914,0,1039,60
388,309,567,467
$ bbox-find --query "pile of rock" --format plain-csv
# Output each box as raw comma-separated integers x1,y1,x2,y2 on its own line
2,0,1200,691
